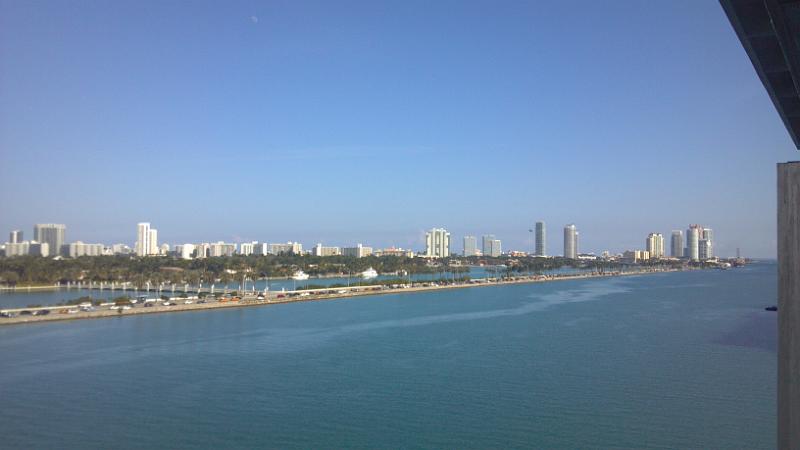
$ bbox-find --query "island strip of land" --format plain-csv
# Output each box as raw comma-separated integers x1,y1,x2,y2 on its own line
0,268,689,326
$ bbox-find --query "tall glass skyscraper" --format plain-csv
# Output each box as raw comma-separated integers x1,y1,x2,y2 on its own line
535,221,546,256
463,236,477,256
671,230,684,258
563,224,577,259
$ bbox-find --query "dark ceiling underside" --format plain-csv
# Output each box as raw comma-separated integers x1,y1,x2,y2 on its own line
721,0,800,148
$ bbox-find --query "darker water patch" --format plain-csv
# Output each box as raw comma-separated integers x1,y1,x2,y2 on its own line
715,311,777,353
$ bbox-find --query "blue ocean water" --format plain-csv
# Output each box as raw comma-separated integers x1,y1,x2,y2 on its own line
0,263,776,448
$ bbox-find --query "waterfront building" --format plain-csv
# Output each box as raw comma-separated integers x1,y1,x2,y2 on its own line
67,241,104,258
33,224,65,256
463,236,478,256
535,221,546,256
374,247,415,257
9,230,22,244
702,228,714,259
425,228,450,258
685,225,702,261
313,243,341,257
341,243,373,258
699,239,714,261
482,235,502,257
28,241,49,257
623,250,650,263
646,233,665,258
671,230,684,258
268,242,303,255
563,224,578,259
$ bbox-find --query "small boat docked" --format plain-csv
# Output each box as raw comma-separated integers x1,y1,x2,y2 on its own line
292,270,310,281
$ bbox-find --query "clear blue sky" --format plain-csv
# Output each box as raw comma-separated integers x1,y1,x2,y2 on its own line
0,0,795,257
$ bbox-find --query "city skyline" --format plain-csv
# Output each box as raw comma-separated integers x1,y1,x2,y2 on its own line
0,1,792,258
2,220,724,259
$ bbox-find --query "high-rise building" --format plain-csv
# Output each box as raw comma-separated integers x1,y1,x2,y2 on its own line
239,242,256,256
535,221,546,256
463,236,478,256
646,233,664,258
425,228,450,258
482,235,502,257
33,224,65,256
9,230,22,244
563,224,577,259
699,239,713,260
148,229,159,255
671,230,684,258
136,223,151,256
685,225,702,261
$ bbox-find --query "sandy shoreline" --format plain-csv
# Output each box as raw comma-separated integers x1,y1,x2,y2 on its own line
0,269,685,327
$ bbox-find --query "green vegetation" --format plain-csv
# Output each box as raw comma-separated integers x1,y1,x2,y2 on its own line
0,254,686,288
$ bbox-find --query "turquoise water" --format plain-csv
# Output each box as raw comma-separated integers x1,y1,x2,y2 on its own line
0,263,776,448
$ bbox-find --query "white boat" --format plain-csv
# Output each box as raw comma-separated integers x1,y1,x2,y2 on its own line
361,268,378,279
292,270,310,281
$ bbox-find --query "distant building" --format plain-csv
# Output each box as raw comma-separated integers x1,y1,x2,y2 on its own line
252,242,268,255
67,241,104,258
685,225,702,261
175,244,195,260
313,243,341,257
482,235,502,257
111,243,132,255
341,244,373,258
194,243,211,258
374,247,415,257
623,250,650,263
4,241,30,257
29,241,49,257
148,229,159,255
425,228,450,258
159,243,170,255
34,224,65,256
268,242,303,255
702,228,714,259
699,239,713,261
535,221,546,256
209,242,236,257
136,223,151,256
463,236,478,256
239,242,256,256
9,230,22,244
670,231,684,258
646,233,664,258
563,224,578,259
